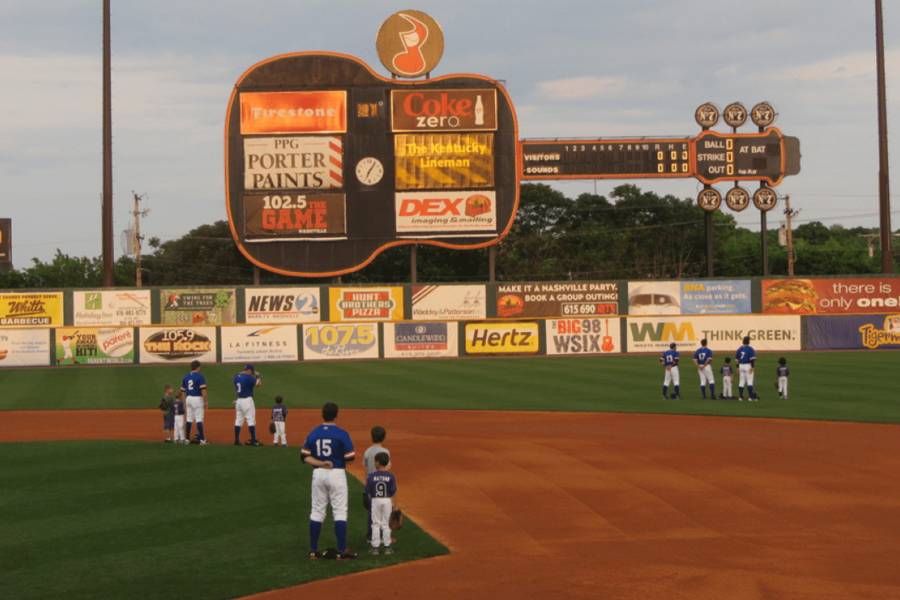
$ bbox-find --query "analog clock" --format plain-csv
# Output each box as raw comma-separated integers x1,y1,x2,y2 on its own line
355,157,384,186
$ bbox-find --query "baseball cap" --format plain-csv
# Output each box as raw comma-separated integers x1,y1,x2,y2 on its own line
244,364,255,372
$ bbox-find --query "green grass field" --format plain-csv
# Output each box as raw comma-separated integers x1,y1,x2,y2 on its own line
2,351,898,424
0,441,447,600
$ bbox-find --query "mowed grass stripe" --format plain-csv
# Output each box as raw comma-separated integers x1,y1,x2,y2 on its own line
0,441,447,600
1,351,898,423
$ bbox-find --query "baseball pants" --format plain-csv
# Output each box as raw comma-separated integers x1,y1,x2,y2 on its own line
778,376,789,398
310,468,348,522
722,375,733,397
739,363,754,387
186,396,204,423
173,415,186,442
234,397,256,427
697,365,714,386
273,421,287,445
663,366,680,386
370,497,393,548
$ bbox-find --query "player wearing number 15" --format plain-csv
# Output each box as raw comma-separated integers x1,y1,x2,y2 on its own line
301,402,357,560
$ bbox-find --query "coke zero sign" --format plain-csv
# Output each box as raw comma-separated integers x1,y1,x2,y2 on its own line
392,89,497,132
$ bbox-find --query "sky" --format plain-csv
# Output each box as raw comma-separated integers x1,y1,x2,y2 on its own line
1,0,898,269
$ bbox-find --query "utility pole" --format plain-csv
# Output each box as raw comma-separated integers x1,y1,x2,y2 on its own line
131,192,149,286
783,195,799,276
875,0,893,272
102,0,114,286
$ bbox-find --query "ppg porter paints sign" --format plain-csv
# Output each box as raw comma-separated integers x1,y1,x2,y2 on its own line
225,50,518,277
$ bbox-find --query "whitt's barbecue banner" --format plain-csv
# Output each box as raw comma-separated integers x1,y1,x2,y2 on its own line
220,325,299,363
0,292,63,327
626,315,801,353
545,317,621,355
302,323,379,361
411,285,486,321
244,287,321,324
496,282,618,318
762,278,900,314
806,314,900,350
0,328,51,367
328,287,403,322
139,327,217,364
627,280,751,315
73,290,152,326
464,321,540,355
383,322,458,359
160,289,237,326
55,327,134,365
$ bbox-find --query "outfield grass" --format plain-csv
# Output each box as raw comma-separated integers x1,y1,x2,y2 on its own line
1,351,898,424
0,441,447,600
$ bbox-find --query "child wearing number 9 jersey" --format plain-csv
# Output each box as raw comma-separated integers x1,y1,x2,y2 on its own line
365,452,397,555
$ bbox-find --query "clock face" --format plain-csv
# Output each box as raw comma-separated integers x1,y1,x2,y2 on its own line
355,157,384,186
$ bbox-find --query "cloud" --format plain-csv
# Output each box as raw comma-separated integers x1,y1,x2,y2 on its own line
536,76,627,100
770,48,900,82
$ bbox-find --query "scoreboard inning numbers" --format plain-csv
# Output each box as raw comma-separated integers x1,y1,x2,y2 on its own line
522,139,692,179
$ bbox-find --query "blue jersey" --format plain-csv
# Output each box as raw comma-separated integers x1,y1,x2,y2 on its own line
736,345,756,365
693,347,713,366
776,365,790,377
301,423,355,469
721,364,734,377
181,372,206,397
272,405,288,422
365,470,397,499
661,349,679,367
172,398,185,415
233,372,258,398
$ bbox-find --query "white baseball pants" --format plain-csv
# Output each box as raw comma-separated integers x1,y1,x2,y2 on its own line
273,421,287,445
663,366,680,386
186,396,204,423
778,376,789,398
310,468,348,522
370,497,393,548
739,363,754,387
722,375,733,397
174,415,186,442
697,365,714,386
234,397,256,426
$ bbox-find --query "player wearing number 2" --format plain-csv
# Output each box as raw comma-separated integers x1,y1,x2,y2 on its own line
180,360,208,444
301,402,358,560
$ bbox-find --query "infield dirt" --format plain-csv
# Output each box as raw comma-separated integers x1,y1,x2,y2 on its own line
5,408,900,599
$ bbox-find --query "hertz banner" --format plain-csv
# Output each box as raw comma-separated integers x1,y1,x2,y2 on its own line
464,321,540,355
395,133,494,190
0,292,63,327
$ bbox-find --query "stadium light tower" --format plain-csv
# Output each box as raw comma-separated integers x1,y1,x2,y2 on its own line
102,0,114,286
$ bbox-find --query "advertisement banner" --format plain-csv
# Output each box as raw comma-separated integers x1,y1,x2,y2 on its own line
239,91,347,134
383,322,458,359
302,323,379,360
496,281,618,318
807,314,900,350
328,287,403,322
243,192,347,241
220,325,299,363
391,89,498,132
55,327,134,365
139,327,217,364
244,287,321,324
464,321,540,355
0,292,63,327
395,191,496,234
243,137,343,190
626,315,801,353
628,280,751,315
160,289,237,325
762,278,900,314
545,317,621,355
411,285,486,321
395,133,494,190
0,328,51,367
73,290,152,326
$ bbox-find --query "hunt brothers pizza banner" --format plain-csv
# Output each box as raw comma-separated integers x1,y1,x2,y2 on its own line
626,315,801,353
328,287,404,322
0,292,63,327
55,327,135,365
496,282,618,318
545,317,621,355
806,314,900,350
762,278,900,314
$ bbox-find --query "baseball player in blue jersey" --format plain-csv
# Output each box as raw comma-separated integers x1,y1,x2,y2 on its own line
233,364,262,446
180,360,208,444
365,452,397,555
692,338,716,400
736,336,758,401
659,342,681,399
301,402,358,560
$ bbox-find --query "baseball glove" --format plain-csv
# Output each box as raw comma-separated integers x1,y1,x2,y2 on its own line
268,421,276,434
389,508,404,530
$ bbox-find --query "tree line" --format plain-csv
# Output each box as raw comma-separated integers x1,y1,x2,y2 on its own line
0,184,891,289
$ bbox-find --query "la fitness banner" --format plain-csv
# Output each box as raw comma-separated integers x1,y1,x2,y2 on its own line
139,327,217,364
626,315,801,353
762,277,900,314
302,323,379,360
0,328,51,367
0,292,63,327
627,280,751,315
73,290,151,326
807,313,900,350
496,281,618,318
160,289,237,325
411,285,486,320
328,287,403,322
464,321,540,355
383,322,458,359
220,325,299,363
55,327,134,365
244,287,320,324
545,317,621,355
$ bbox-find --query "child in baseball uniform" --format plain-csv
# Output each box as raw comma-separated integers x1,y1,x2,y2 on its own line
776,357,790,400
159,385,176,443
271,395,288,447
172,393,187,444
363,426,391,543
365,452,397,555
720,357,735,400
